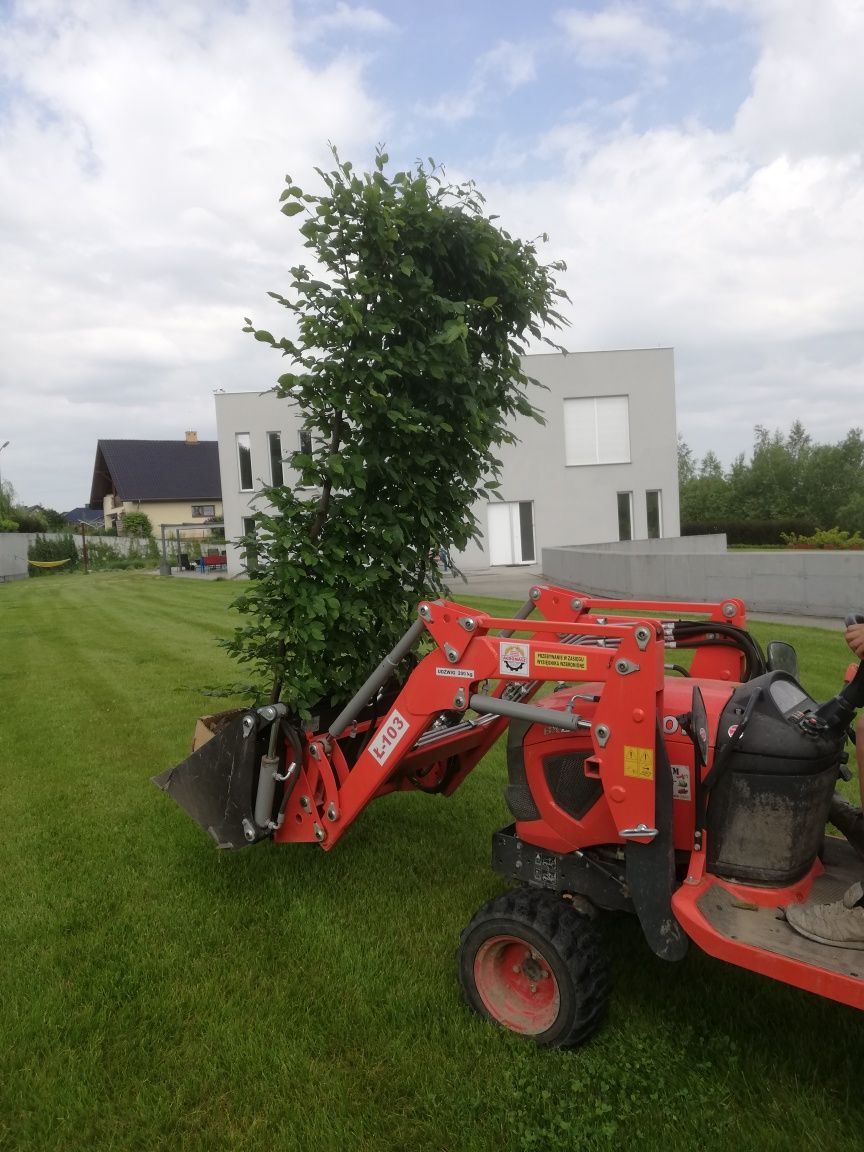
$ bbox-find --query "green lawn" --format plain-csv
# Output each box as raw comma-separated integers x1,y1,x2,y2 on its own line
2,572,863,1152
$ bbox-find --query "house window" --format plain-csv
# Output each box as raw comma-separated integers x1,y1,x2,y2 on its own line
268,432,283,486
646,490,662,539
564,396,631,466
191,504,215,518
236,433,253,491
617,491,633,541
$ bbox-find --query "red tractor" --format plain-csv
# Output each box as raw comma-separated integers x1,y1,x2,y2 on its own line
155,586,864,1047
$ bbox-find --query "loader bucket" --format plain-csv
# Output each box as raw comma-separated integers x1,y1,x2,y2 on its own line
153,709,271,850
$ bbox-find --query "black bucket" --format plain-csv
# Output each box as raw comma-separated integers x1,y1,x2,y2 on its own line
153,710,271,850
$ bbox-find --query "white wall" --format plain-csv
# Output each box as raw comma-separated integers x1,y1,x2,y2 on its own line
457,348,679,568
214,348,680,577
215,390,309,576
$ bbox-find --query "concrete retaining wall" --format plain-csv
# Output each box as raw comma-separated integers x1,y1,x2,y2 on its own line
542,537,864,619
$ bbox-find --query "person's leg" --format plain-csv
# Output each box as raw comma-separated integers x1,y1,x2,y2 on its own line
786,712,864,947
828,712,864,847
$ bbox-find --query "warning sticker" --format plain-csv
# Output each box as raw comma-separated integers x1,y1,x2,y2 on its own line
500,641,530,677
623,745,655,780
435,667,475,679
534,651,588,671
671,764,691,801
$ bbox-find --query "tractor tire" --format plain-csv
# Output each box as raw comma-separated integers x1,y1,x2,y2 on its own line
457,887,610,1048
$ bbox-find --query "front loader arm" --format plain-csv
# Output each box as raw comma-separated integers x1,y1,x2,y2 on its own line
276,600,668,852
158,583,748,856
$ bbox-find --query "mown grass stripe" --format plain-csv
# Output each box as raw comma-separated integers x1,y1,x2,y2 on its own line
1,572,863,1151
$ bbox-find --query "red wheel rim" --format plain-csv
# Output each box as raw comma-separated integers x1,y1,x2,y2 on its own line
473,934,560,1034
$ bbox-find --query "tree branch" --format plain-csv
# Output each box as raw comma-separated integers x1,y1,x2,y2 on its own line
309,409,343,543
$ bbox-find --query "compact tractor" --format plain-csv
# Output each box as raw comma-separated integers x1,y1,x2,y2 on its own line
155,586,864,1047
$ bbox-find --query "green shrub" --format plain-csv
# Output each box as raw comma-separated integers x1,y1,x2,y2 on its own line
14,508,49,533
123,511,153,538
682,519,818,546
782,526,864,549
27,534,78,576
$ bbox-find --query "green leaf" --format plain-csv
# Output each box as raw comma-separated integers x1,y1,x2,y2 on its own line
281,202,305,217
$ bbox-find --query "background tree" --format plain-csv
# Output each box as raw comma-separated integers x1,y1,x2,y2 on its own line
679,449,734,522
727,421,811,519
0,479,18,530
677,434,696,485
679,421,864,534
226,147,567,715
804,430,864,529
122,511,153,538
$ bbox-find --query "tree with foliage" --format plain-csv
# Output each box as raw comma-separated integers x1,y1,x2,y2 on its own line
676,434,696,485
728,421,811,519
226,147,567,715
0,478,19,531
679,421,864,538
27,533,77,575
123,511,153,538
804,430,864,529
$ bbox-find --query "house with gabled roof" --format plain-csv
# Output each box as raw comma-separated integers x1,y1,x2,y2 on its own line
88,431,223,534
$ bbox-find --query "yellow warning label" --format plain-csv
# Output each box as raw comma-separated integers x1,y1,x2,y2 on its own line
534,651,588,670
623,746,655,780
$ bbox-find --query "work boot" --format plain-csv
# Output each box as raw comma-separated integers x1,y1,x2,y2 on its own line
828,792,864,861
786,881,864,949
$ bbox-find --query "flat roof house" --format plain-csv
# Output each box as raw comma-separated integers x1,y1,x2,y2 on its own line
213,348,679,578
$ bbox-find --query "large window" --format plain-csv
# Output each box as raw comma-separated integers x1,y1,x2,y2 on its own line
646,490,662,539
236,433,253,491
268,432,283,486
617,491,633,541
564,396,631,466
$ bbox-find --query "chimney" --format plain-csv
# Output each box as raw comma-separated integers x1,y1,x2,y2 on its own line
185,431,198,444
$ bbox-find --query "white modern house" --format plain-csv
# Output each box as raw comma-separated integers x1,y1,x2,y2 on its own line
214,348,680,578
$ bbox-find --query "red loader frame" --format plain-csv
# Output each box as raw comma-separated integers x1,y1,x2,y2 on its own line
273,585,746,853
158,583,864,1037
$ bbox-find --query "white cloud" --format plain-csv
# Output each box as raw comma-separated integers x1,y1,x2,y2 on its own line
554,3,676,71
0,0,386,507
302,1,395,39
734,0,864,159
423,40,537,123
3,0,864,506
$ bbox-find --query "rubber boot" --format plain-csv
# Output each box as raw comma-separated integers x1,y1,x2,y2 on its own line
829,792,864,861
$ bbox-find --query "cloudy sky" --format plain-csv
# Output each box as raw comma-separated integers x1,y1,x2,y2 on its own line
2,0,864,510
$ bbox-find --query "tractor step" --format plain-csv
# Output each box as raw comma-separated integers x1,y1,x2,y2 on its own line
676,838,864,1004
